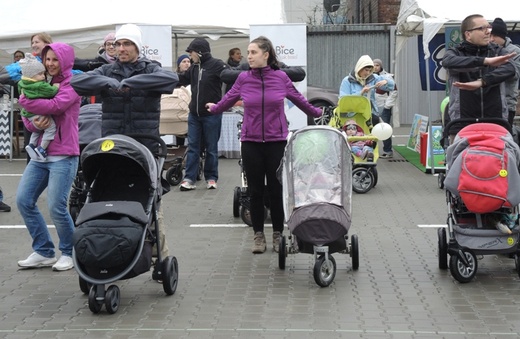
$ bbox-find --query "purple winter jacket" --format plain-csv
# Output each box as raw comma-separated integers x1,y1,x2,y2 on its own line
210,66,322,142
18,43,81,156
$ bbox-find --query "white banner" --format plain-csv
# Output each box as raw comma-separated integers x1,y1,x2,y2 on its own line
117,24,173,70
249,24,308,130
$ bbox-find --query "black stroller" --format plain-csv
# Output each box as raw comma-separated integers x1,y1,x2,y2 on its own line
69,103,102,222
278,126,359,287
438,118,520,283
232,112,270,226
72,134,178,314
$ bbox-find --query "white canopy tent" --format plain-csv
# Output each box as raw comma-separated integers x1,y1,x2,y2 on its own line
395,0,520,173
0,0,285,62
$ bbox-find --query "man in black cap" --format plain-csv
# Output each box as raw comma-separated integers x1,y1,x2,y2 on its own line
490,17,520,125
178,38,227,191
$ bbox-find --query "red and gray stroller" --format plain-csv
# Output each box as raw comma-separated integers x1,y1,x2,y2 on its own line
278,126,359,287
72,134,178,314
438,118,520,283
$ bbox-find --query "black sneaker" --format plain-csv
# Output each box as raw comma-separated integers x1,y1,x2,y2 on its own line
380,152,393,159
0,201,11,212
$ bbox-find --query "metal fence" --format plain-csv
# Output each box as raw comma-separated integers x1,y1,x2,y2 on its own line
306,24,392,90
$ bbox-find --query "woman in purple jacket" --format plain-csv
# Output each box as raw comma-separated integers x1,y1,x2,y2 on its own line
16,43,81,271
207,36,322,254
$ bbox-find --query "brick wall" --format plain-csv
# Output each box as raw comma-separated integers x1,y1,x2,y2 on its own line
345,0,401,24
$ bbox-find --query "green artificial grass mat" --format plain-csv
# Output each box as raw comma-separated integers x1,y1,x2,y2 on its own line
393,145,426,172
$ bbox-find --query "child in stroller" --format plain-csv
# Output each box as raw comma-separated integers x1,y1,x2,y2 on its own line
438,118,520,283
329,95,380,193
343,119,375,161
278,126,359,287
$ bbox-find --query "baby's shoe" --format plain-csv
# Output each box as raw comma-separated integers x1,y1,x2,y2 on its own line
366,152,374,162
25,144,39,160
495,221,512,234
35,146,48,160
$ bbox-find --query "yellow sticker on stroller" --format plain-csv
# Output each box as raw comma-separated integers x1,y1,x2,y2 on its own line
507,237,514,246
101,140,115,152
499,169,508,177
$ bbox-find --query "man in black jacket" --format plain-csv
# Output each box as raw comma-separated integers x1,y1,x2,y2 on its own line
71,24,178,262
178,38,227,191
442,14,516,135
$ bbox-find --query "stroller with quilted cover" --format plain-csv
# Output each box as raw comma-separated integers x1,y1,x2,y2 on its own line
278,126,359,287
328,95,380,193
159,86,204,186
72,134,178,314
438,118,520,283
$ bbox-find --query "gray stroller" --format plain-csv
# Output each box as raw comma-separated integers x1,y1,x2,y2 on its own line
439,119,520,283
278,126,359,287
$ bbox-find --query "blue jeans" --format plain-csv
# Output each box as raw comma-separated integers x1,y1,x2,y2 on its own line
16,157,79,257
184,113,222,183
380,108,393,153
0,187,3,201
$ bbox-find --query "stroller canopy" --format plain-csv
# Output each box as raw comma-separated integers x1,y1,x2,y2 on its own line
281,126,352,217
81,134,159,191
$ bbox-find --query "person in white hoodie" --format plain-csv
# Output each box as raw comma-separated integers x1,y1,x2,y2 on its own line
373,58,398,159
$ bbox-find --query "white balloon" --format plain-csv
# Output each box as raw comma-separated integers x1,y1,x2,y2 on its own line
371,122,393,140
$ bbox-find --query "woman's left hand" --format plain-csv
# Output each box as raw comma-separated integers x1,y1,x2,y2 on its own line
205,103,215,112
33,116,51,130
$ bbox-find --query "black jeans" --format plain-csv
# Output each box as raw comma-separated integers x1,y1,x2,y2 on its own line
241,141,286,234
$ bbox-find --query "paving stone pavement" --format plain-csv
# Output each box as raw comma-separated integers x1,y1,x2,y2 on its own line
1,127,520,338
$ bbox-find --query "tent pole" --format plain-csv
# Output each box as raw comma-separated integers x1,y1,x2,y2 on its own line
425,52,435,175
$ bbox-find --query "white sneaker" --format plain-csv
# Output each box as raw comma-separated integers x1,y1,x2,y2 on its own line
180,180,196,191
25,144,40,161
18,252,57,268
52,255,74,271
206,180,217,189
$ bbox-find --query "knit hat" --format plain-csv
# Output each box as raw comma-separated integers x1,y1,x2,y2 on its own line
104,32,116,44
177,54,190,66
491,18,507,39
373,59,383,70
186,38,210,54
19,53,45,79
115,24,142,53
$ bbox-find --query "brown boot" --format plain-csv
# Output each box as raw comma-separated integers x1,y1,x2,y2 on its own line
251,232,266,254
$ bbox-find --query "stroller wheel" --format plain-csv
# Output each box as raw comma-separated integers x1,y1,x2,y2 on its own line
350,234,359,270
88,285,103,314
233,187,240,217
437,228,448,270
105,285,120,314
165,158,183,186
352,167,375,194
240,206,268,227
438,172,445,189
515,254,520,278
372,167,378,187
162,256,179,295
313,254,336,287
278,236,287,270
70,205,80,225
197,158,204,181
79,276,91,295
449,250,477,283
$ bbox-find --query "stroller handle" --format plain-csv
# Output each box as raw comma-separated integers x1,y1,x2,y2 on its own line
125,133,168,159
443,117,512,139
